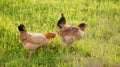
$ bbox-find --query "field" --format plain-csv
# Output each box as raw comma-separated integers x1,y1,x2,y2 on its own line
0,0,120,67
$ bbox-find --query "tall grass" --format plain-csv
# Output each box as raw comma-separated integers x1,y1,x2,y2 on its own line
0,0,120,67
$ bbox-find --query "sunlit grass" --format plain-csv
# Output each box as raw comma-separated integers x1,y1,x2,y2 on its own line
0,0,120,67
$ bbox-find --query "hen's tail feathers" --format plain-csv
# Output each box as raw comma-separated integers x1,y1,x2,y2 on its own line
61,13,64,17
57,13,66,29
18,24,27,32
78,23,87,31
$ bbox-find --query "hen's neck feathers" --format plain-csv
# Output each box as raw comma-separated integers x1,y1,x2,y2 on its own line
44,34,52,40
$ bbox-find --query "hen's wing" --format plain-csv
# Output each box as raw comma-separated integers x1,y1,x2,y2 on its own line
59,26,80,36
27,34,49,45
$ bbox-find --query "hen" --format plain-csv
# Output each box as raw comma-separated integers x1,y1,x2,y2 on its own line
18,24,56,54
57,13,87,45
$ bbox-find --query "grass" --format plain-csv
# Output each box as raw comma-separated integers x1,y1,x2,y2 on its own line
0,0,120,67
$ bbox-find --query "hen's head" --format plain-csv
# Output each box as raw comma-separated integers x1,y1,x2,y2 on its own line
57,13,66,29
45,32,56,39
18,24,27,33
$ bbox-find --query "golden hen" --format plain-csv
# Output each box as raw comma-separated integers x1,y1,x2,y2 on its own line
18,24,56,54
57,13,87,45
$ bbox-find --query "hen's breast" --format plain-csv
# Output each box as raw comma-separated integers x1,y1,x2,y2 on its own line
61,36,75,44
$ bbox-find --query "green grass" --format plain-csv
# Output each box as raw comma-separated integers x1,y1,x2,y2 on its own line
0,0,120,67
